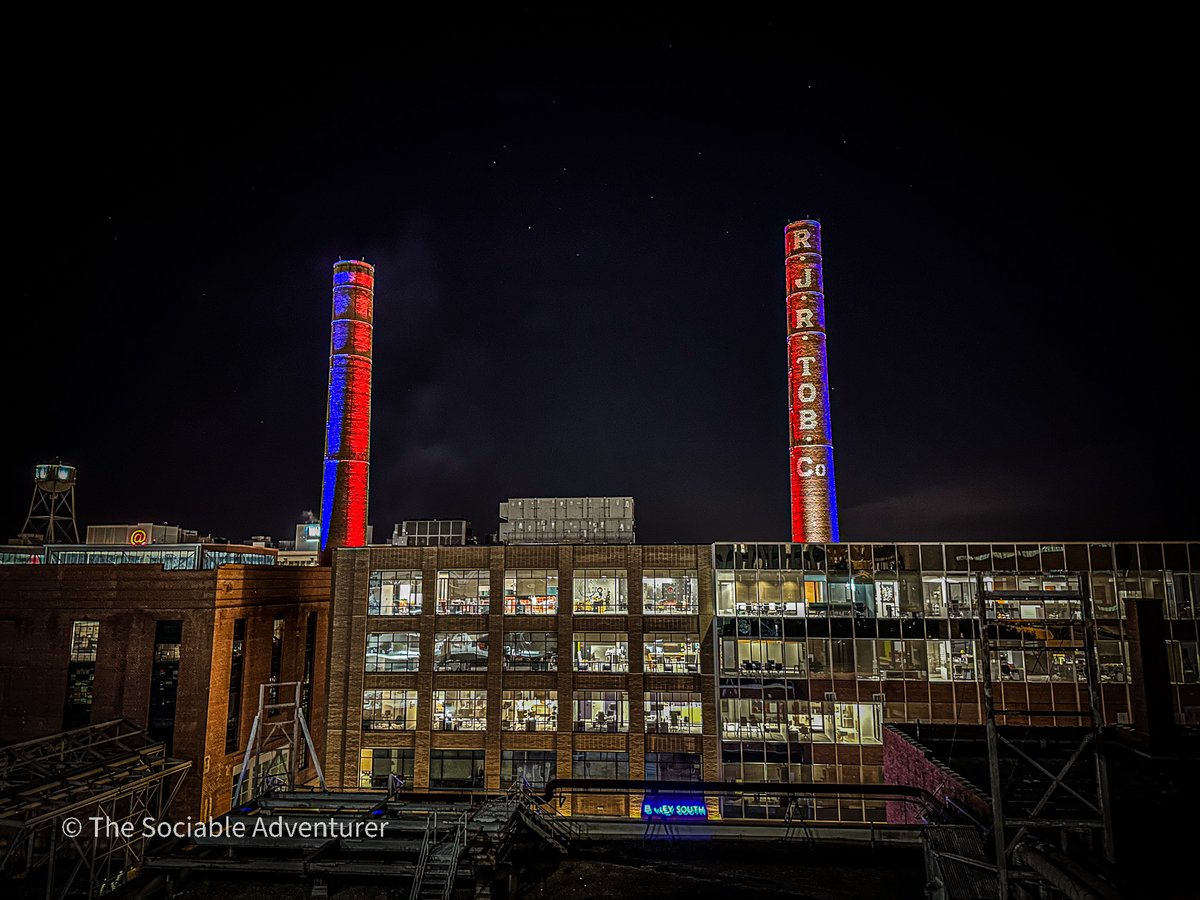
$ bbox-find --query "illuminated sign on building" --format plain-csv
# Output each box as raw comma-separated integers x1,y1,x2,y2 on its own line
129,529,148,546
320,260,374,556
640,796,709,820
786,220,839,542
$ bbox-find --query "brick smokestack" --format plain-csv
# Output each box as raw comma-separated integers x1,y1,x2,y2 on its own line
319,260,374,561
785,220,839,542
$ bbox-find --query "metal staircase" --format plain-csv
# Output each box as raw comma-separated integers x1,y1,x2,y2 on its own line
410,812,466,900
514,784,579,853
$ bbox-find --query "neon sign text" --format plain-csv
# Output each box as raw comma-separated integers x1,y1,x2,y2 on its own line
641,796,709,819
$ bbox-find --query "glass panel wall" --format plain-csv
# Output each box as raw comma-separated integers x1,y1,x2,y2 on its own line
720,637,807,675
719,698,882,744
368,570,423,615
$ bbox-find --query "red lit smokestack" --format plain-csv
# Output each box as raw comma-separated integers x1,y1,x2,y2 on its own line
785,220,839,542
319,260,374,561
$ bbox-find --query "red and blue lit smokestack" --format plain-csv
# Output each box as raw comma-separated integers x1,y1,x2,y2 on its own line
786,220,839,542
320,259,374,559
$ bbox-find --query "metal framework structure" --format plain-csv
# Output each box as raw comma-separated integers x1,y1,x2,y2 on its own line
233,681,325,805
0,719,190,899
975,573,1116,899
19,461,79,545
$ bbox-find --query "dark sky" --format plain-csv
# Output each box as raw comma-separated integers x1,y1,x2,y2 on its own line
6,28,1192,544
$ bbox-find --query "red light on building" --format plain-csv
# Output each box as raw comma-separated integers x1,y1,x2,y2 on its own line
320,260,374,560
785,221,839,542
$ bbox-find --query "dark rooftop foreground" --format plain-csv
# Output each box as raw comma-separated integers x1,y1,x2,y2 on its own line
164,841,924,900
517,842,925,900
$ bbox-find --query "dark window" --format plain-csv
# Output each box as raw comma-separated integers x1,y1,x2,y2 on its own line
268,617,284,708
300,612,317,767
1163,543,1189,572
646,752,701,782
1065,544,1090,571
429,750,485,789
1139,543,1164,572
225,619,246,753
504,632,557,671
919,545,944,572
571,751,629,780
359,748,414,790
1090,543,1115,571
148,620,182,754
63,620,99,729
897,545,921,572
968,545,993,571
944,545,969,572
1114,544,1139,571
714,544,736,570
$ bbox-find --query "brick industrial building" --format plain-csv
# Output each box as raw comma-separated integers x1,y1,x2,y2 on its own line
321,538,1199,822
0,561,331,818
325,542,714,816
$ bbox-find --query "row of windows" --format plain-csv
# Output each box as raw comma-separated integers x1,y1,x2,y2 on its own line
716,571,1198,620
368,569,699,616
364,629,1198,684
365,632,700,674
719,638,1138,684
714,542,1197,575
361,689,703,734
356,749,697,790
720,700,882,744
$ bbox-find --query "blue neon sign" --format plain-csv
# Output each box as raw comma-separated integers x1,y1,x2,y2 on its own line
640,796,709,820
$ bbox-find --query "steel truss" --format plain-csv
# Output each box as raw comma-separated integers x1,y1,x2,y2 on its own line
0,719,190,899
975,573,1116,900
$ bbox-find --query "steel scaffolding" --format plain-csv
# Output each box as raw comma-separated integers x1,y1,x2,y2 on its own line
0,719,190,899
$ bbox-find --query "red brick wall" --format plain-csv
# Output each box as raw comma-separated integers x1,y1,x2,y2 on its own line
883,726,989,825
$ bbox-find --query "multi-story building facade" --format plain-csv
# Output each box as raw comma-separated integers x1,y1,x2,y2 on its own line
324,540,1198,822
324,543,713,815
0,561,331,819
712,540,1199,822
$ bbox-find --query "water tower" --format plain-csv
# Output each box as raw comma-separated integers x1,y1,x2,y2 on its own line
18,462,80,544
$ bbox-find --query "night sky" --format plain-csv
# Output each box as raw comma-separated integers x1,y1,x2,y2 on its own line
7,32,1192,545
